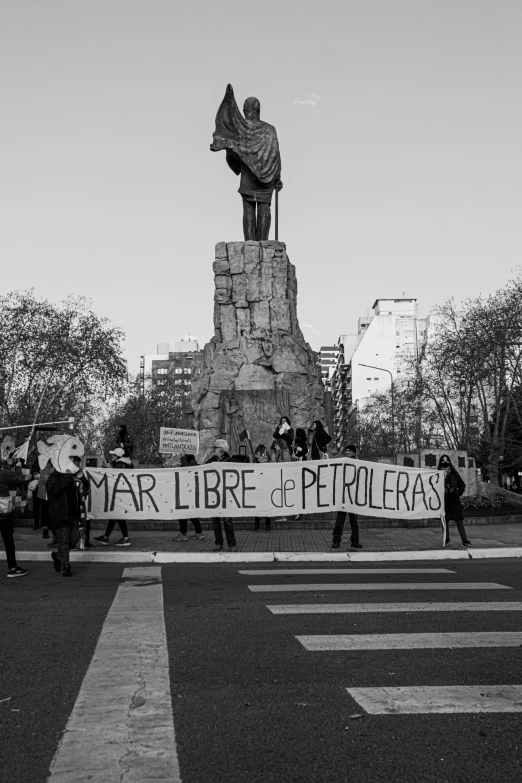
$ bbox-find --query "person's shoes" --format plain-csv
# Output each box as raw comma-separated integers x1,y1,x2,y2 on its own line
331,541,340,549
62,565,72,577
115,537,131,547
443,540,450,548
462,540,472,548
351,542,363,549
213,544,223,551
274,517,287,522
84,541,95,549
172,535,189,542
94,535,109,546
51,552,62,573
7,566,28,578
189,534,205,540
42,529,49,539
228,544,237,551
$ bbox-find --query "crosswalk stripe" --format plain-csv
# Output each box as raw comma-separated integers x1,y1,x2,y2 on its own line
248,582,511,592
47,567,181,783
239,569,456,576
346,685,522,714
297,632,522,650
268,601,522,614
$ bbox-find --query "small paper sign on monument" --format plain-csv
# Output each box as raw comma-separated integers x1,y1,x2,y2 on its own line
159,427,199,455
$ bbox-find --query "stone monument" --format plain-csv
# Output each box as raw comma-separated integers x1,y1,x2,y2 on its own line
191,87,325,459
191,240,325,458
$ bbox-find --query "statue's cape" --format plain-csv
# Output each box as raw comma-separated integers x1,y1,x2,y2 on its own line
211,84,281,184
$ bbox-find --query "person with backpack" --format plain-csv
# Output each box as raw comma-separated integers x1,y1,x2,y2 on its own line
438,454,472,548
47,458,89,577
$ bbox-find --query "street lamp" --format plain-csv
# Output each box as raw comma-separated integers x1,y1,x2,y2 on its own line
358,363,395,452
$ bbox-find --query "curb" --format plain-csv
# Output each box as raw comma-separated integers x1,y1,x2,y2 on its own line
5,547,522,564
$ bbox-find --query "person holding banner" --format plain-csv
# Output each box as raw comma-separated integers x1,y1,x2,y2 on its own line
438,455,472,548
94,448,132,547
206,439,237,551
172,454,205,542
331,444,362,550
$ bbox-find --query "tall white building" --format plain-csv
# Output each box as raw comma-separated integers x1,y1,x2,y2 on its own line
319,345,339,388
332,299,436,448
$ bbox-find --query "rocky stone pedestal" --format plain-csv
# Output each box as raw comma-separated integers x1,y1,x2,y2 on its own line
191,241,325,459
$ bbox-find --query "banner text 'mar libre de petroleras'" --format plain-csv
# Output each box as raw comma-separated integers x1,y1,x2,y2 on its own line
85,458,444,521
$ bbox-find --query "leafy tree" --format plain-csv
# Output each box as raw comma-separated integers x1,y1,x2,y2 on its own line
0,290,128,447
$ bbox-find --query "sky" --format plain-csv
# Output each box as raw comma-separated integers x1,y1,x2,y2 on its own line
1,0,521,371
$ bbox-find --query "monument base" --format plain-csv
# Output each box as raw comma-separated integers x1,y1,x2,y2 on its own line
191,241,325,459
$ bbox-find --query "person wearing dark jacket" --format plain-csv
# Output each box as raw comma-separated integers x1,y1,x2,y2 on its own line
331,444,362,549
293,428,309,461
253,444,271,531
438,454,471,548
47,465,89,577
309,420,332,460
172,454,205,542
0,458,29,577
94,448,133,547
206,439,237,551
272,417,294,461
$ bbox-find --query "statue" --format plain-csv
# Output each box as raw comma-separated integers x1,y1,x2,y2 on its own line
210,84,283,241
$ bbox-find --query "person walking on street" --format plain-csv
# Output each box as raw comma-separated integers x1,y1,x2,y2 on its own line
438,454,472,548
172,454,205,542
0,455,29,577
309,420,332,460
206,439,237,551
47,460,88,577
331,444,362,549
94,448,133,547
37,461,54,544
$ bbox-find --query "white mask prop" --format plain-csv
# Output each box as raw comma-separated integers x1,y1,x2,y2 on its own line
0,436,16,464
37,435,84,473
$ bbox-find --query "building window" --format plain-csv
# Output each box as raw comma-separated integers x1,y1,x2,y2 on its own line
175,368,182,375
156,368,168,375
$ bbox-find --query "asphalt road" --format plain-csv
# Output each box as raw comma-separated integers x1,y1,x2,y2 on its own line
1,559,522,782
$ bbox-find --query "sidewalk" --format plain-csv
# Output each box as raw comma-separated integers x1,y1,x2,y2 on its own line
9,520,522,563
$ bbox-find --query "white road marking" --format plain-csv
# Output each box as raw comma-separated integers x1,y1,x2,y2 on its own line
239,568,456,575
347,685,522,714
47,567,181,783
268,601,522,614
248,582,511,592
297,632,522,651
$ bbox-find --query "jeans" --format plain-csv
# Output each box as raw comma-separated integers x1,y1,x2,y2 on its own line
0,517,17,569
54,526,72,567
212,517,236,547
179,518,202,536
105,520,129,538
254,517,271,530
445,516,468,544
332,511,359,544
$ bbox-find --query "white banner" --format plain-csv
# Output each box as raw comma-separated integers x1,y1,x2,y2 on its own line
158,427,199,455
86,458,444,521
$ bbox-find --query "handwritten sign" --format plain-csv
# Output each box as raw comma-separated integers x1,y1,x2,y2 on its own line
158,428,199,455
86,458,444,521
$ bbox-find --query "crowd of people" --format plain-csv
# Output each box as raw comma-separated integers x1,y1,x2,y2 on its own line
0,419,472,579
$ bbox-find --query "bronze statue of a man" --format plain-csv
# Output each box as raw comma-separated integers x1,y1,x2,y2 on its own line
210,84,283,241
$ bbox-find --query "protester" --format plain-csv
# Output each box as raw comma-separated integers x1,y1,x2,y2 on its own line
37,461,54,543
331,444,362,549
0,454,29,577
71,456,93,548
47,460,88,577
309,420,332,460
116,424,134,462
206,439,237,551
172,454,205,542
438,454,472,548
272,416,294,462
253,444,271,531
269,440,282,463
29,457,42,530
293,428,309,461
94,448,132,546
